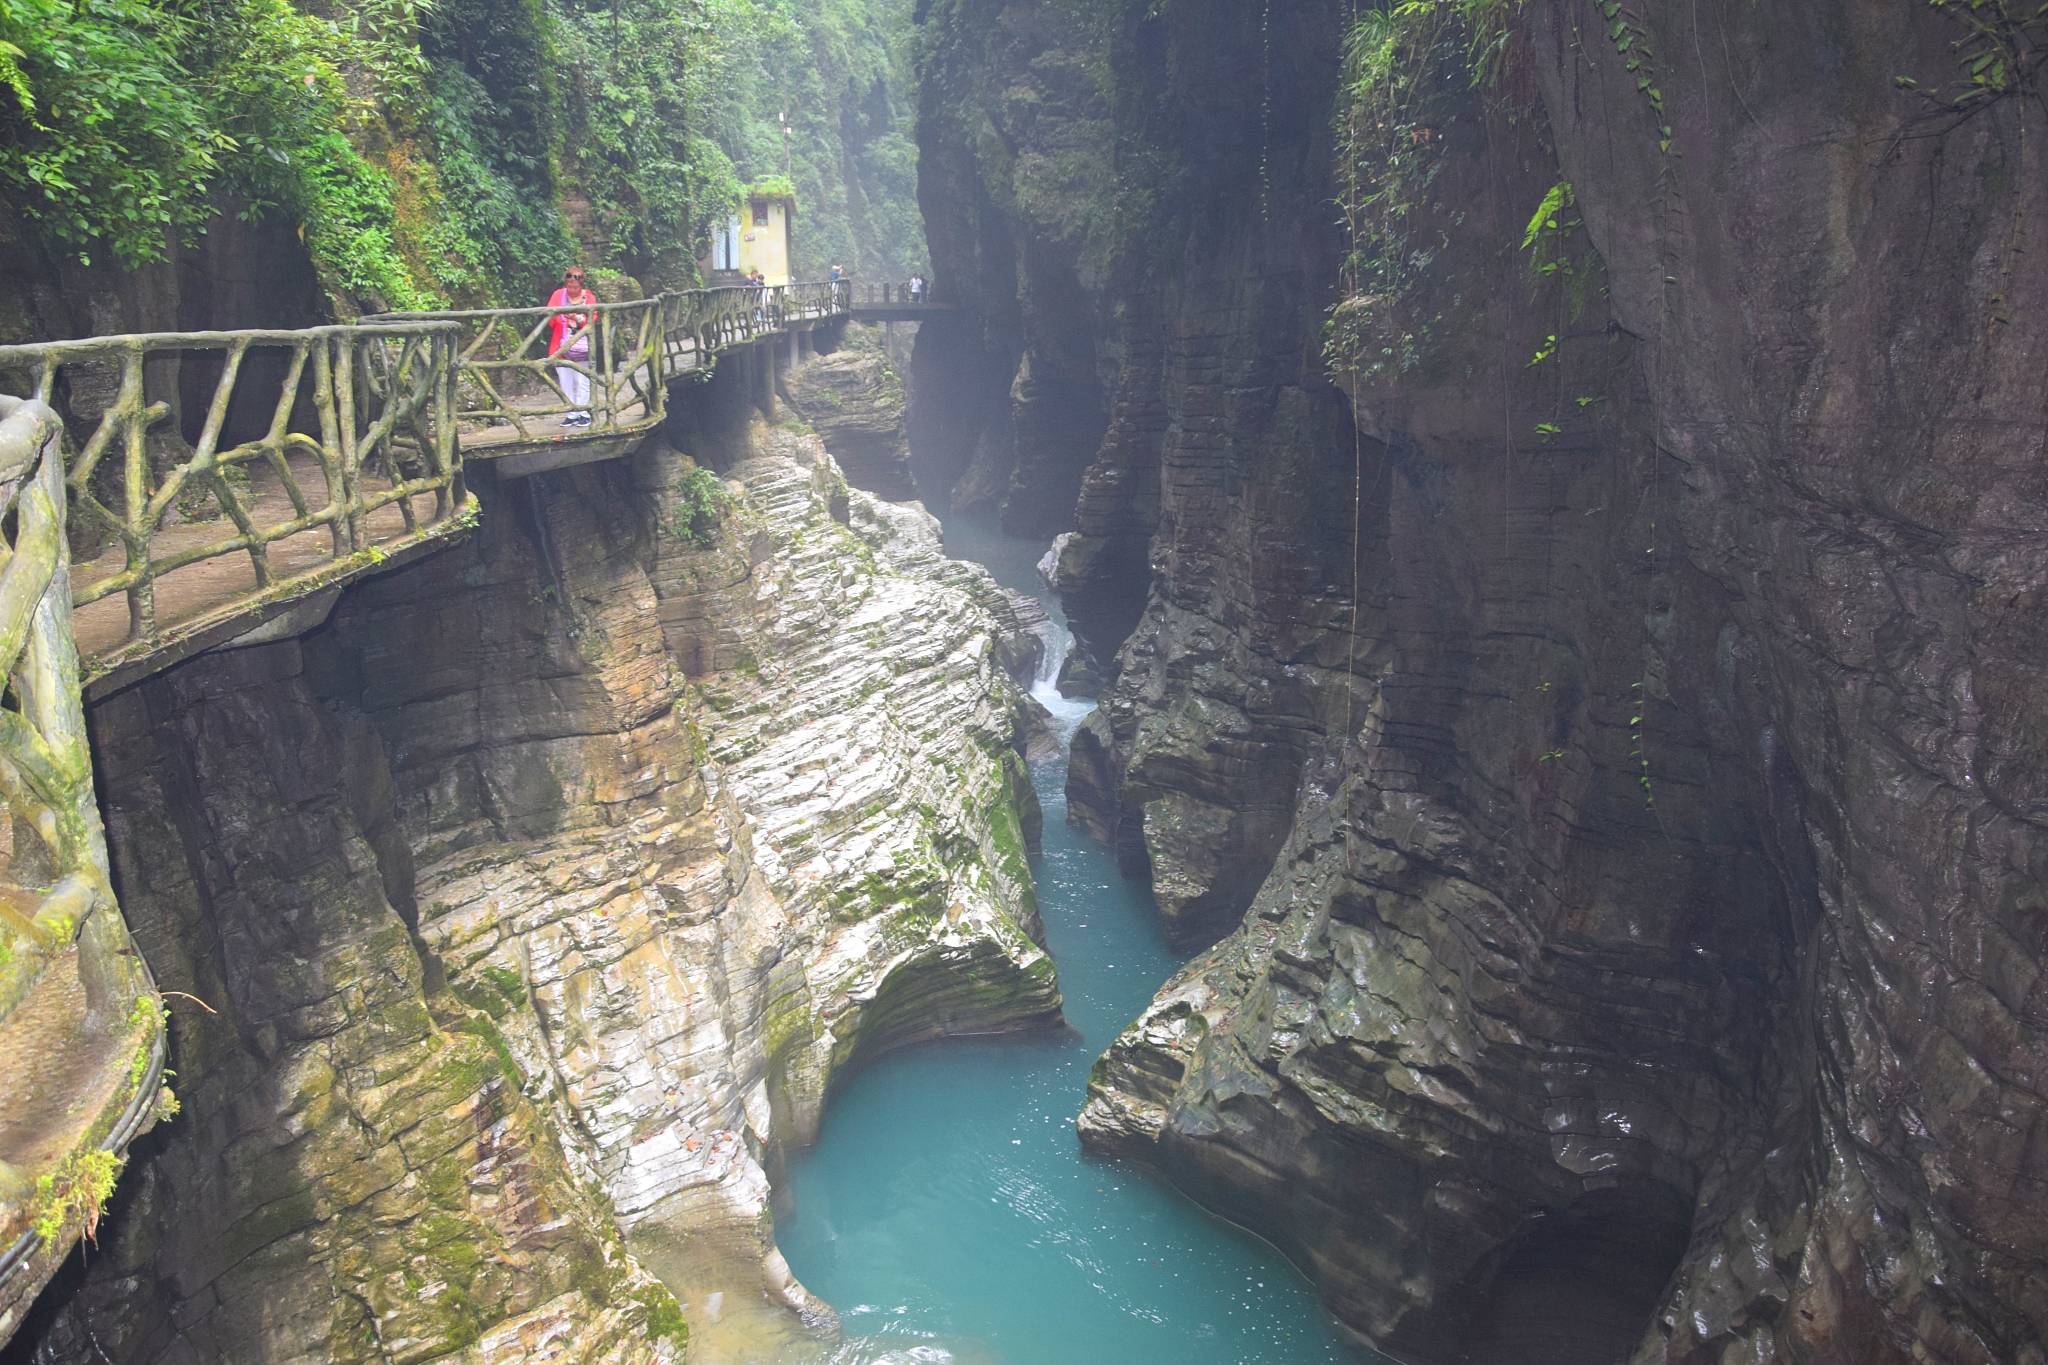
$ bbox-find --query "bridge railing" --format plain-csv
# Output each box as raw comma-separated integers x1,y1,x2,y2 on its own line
852,282,941,307
0,396,163,1317
0,323,466,655
375,281,853,445
370,296,669,443
0,398,150,1017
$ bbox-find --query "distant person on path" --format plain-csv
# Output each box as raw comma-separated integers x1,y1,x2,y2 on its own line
910,273,927,303
547,266,596,426
830,263,843,283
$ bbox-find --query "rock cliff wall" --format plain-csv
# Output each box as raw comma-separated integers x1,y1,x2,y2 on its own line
918,1,2048,1362
13,400,1058,1360
783,329,917,500
907,0,1113,538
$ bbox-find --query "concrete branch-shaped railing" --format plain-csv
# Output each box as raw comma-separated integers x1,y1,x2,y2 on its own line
0,397,164,1329
0,323,470,683
372,279,853,445
381,296,670,443
850,282,949,308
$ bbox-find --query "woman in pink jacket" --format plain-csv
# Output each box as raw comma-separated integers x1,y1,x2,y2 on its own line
547,267,596,426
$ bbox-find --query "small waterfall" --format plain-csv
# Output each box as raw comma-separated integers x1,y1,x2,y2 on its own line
1025,577,1094,730
777,510,1361,1365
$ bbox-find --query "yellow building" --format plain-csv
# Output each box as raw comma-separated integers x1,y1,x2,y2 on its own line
706,185,796,286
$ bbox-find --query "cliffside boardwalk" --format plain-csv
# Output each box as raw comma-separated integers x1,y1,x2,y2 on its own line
0,275,927,1326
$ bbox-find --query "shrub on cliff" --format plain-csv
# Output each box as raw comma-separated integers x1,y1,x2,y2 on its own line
667,466,729,548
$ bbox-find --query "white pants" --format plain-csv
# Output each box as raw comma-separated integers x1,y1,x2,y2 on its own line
556,362,590,417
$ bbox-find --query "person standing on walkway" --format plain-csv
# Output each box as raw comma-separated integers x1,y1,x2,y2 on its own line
547,267,596,426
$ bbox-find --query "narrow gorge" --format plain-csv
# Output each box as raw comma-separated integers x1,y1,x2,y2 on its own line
1,2,2044,1364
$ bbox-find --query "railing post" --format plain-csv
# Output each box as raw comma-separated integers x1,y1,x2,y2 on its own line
437,328,462,514
333,334,366,551
112,348,152,644
0,394,164,1330
596,308,614,429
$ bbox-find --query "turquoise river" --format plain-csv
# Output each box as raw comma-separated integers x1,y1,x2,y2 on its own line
765,519,1383,1365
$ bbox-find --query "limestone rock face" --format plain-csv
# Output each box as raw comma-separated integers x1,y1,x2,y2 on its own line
25,419,1058,1361
922,1,2048,1363
782,339,917,501
39,646,684,1365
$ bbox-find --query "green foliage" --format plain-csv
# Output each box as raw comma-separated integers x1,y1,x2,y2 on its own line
666,466,728,548
744,174,797,205
924,0,1120,278
1521,179,1595,320
549,0,735,284
418,0,570,298
0,0,458,300
1629,680,1653,807
1325,1,1522,380
698,0,924,280
422,68,575,299
1594,2,1663,120
126,992,166,1087
1519,180,1573,253
635,1285,689,1347
31,1148,122,1245
1899,0,2048,105
184,0,488,308
1,0,919,299
0,0,220,266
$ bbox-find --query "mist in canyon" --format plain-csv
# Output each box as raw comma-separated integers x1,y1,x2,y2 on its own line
2,3,2044,1365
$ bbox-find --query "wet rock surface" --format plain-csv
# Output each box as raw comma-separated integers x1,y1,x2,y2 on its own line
17,419,1059,1361
924,1,2048,1362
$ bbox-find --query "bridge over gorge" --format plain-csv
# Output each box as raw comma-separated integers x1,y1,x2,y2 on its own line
0,276,953,1326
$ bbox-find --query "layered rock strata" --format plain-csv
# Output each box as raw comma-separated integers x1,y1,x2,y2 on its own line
921,1,2048,1362
782,334,917,501
19,414,1058,1361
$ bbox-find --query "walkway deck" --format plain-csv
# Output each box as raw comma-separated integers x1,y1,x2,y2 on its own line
71,451,450,698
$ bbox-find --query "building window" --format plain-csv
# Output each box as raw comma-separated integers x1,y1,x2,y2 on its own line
714,216,741,271
751,200,770,227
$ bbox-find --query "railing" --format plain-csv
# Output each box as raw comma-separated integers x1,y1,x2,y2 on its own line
0,278,854,1318
0,398,145,1016
0,396,163,1316
851,282,945,308
371,298,668,444
0,324,468,659
376,280,854,446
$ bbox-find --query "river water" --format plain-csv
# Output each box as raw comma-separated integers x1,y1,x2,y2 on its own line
768,518,1377,1365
